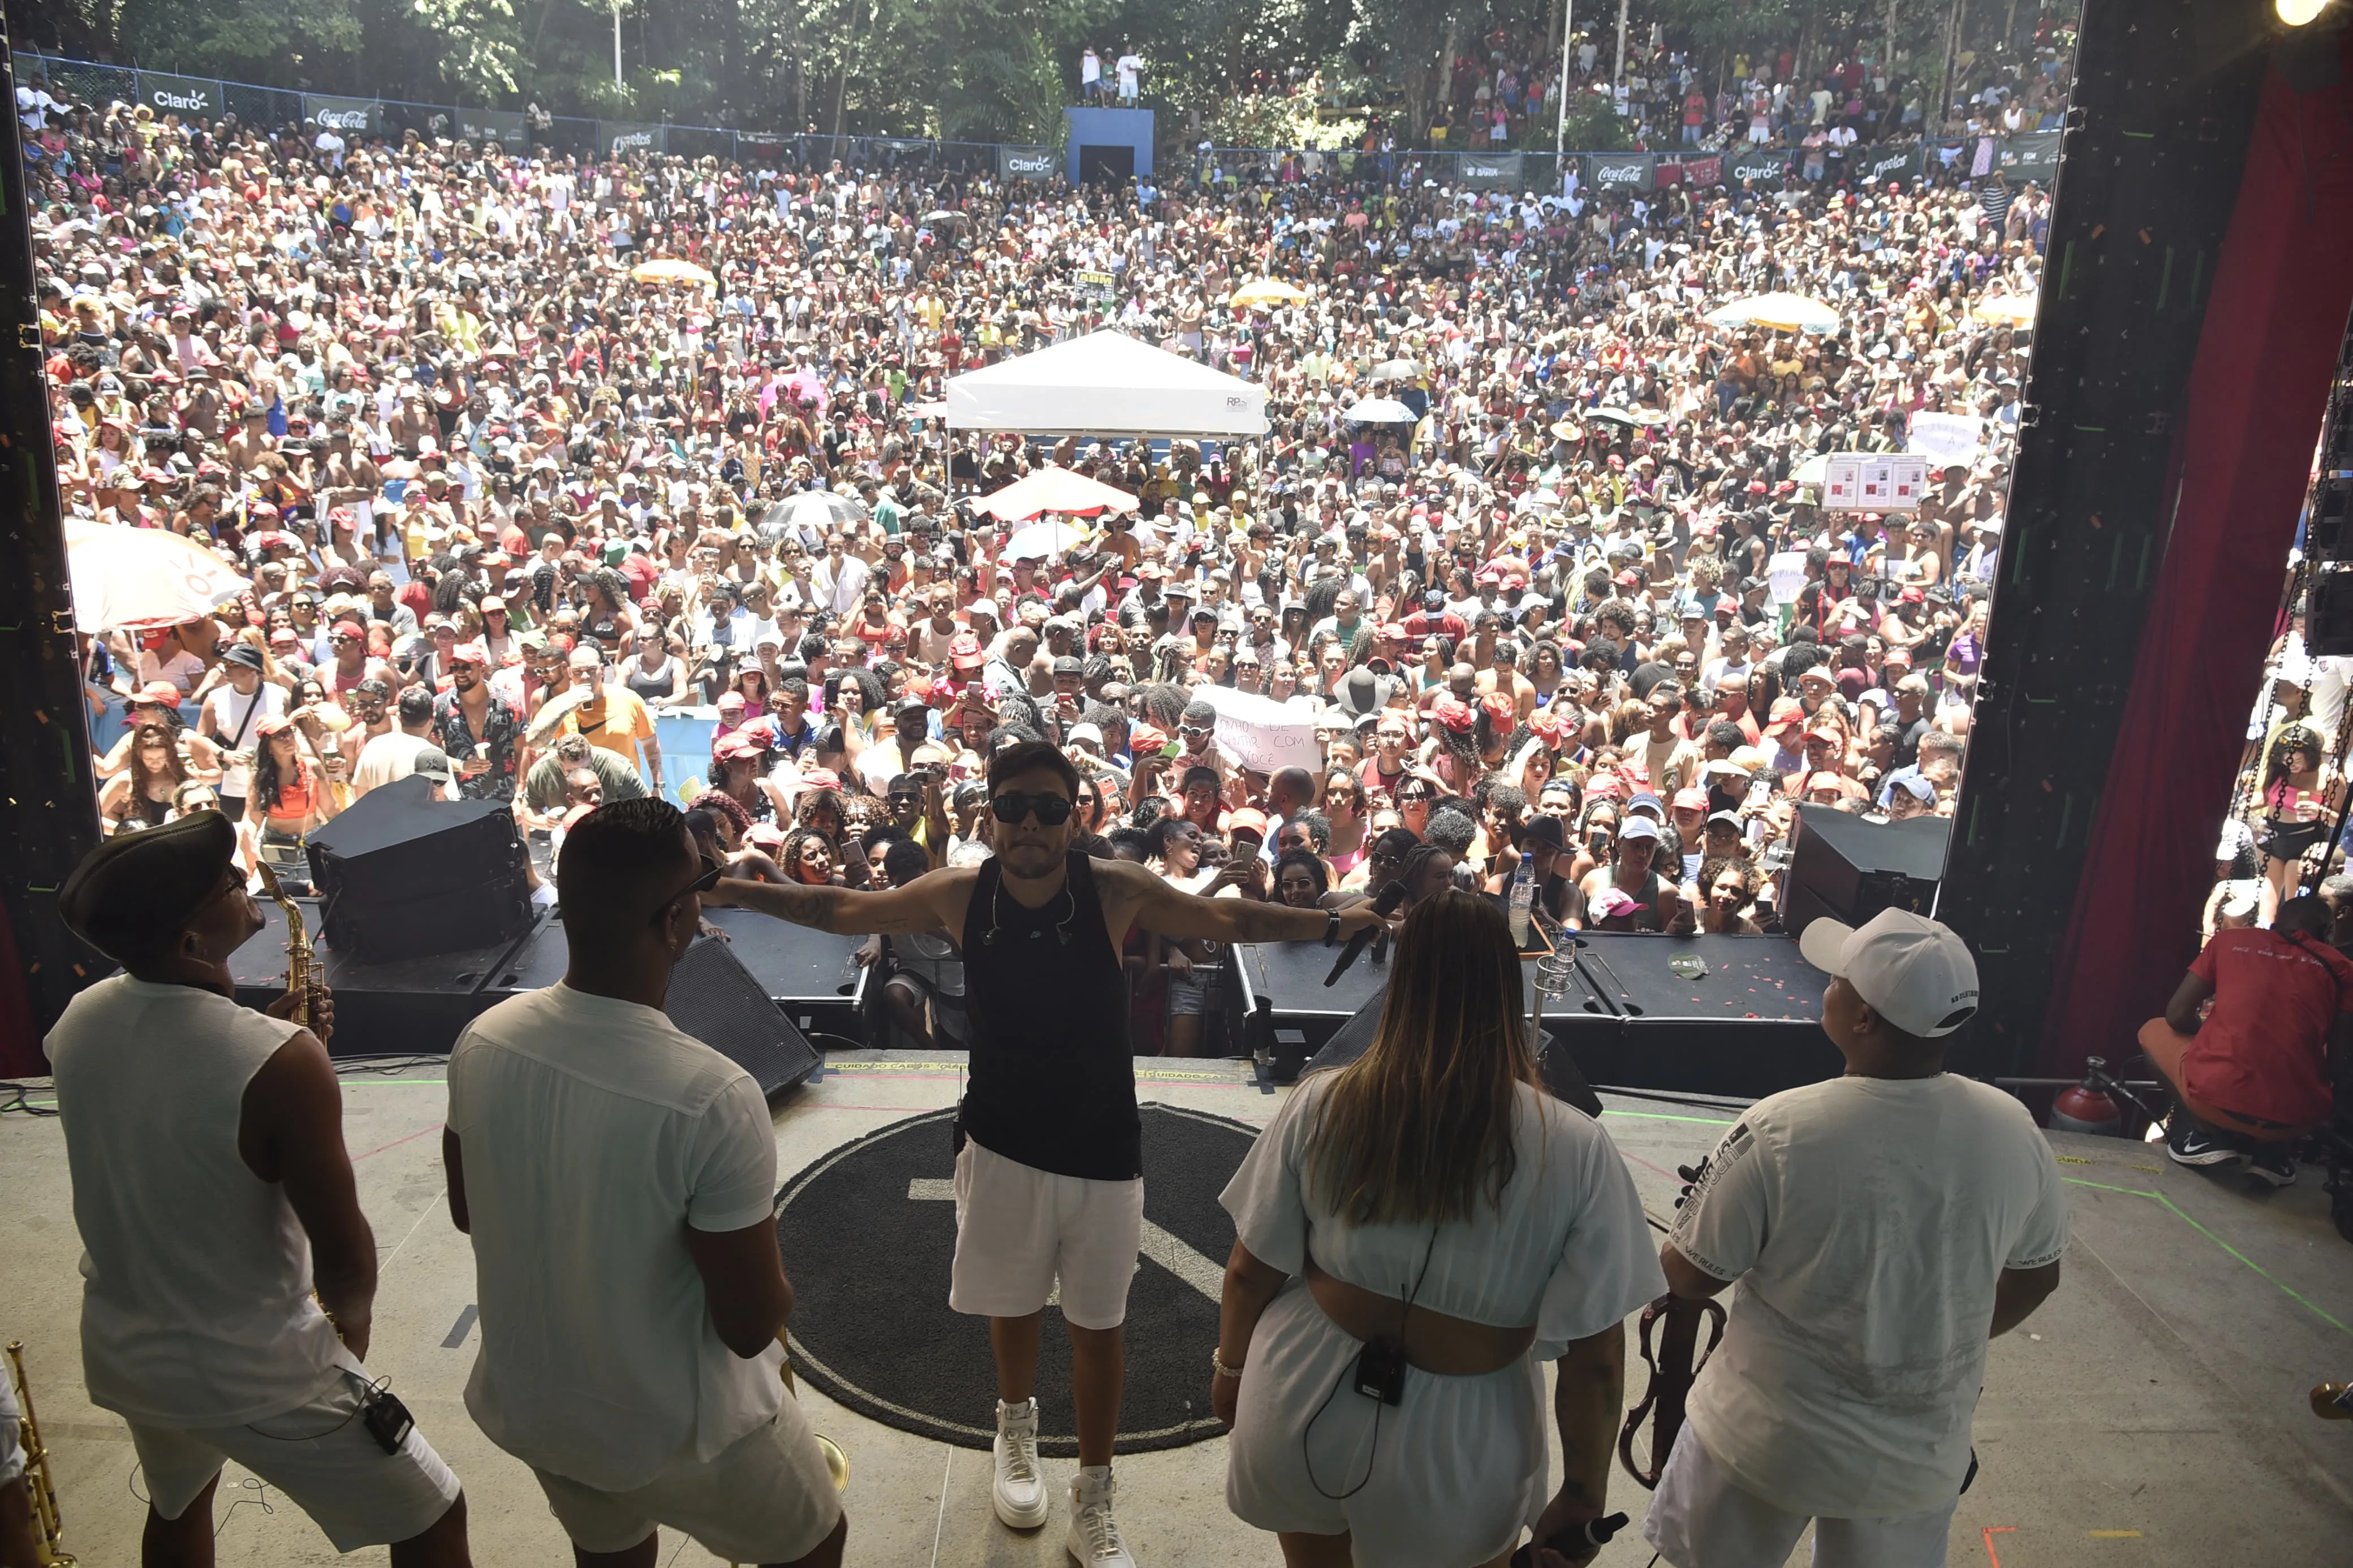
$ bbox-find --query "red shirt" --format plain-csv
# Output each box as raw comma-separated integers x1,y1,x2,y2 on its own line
2186,928,2352,1125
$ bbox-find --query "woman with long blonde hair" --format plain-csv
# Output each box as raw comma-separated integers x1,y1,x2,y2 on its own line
1214,891,1663,1568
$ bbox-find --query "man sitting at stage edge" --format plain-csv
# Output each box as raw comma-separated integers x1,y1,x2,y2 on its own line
2149,894,2353,1186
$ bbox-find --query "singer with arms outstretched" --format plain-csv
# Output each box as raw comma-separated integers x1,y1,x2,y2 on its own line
706,741,1384,1568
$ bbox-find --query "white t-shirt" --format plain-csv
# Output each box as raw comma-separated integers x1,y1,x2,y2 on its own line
140,647,208,696
1222,1073,1665,1359
203,681,288,800
1117,54,1143,94
448,983,784,1492
48,978,354,1426
1673,1075,2068,1517
351,729,435,794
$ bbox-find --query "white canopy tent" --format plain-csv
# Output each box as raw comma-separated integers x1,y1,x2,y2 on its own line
942,330,1269,437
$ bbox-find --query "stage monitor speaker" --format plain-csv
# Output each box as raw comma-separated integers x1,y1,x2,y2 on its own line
1783,805,1949,936
305,775,532,962
1302,986,1605,1117
663,936,821,1099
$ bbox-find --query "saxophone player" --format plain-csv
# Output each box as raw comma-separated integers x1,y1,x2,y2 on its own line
46,814,474,1566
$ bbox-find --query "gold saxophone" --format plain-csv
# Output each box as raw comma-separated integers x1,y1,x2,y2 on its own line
254,862,311,1029
6,1340,75,1565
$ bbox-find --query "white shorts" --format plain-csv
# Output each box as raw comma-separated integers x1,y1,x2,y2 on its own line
128,1371,460,1553
1643,1427,1957,1568
531,1406,842,1561
948,1137,1145,1330
1226,1282,1546,1568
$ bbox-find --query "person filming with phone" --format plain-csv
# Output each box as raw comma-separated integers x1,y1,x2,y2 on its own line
1213,890,1664,1568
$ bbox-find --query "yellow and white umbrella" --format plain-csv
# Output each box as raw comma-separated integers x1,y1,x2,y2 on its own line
630,258,717,287
1971,292,2039,326
1704,292,1842,334
1230,278,1308,306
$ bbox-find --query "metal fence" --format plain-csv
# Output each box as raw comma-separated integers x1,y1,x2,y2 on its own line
15,50,2062,192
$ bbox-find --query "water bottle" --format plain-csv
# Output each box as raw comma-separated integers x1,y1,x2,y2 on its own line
1508,854,1535,947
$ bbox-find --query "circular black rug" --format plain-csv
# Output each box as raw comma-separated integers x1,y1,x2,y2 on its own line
775,1103,1257,1454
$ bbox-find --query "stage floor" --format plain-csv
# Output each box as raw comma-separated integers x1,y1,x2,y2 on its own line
3,1051,2349,1566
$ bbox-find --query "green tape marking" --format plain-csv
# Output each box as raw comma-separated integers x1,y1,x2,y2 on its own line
1601,1108,1739,1126
2065,1177,2348,1334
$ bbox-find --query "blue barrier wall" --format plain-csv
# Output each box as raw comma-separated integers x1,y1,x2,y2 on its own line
1063,106,1153,184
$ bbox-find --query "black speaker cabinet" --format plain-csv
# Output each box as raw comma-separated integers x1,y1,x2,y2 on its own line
305,775,533,962
1783,805,1950,937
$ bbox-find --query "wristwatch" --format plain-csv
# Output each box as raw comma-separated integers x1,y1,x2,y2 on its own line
1324,910,1342,947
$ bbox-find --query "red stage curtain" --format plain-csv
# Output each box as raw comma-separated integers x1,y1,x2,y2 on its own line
2042,45,2353,1073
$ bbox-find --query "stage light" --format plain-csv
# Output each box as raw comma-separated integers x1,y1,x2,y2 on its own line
2279,0,2333,27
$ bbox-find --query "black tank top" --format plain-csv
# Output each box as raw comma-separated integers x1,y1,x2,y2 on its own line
958,852,1141,1181
623,657,673,703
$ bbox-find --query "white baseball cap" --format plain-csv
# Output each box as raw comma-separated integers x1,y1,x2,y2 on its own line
1798,908,1981,1038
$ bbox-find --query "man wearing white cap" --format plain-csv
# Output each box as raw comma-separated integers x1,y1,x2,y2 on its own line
1643,909,2067,1568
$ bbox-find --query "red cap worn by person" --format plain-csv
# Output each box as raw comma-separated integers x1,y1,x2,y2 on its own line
1434,698,1475,733
1899,586,1925,604
1764,697,1807,739
450,641,490,666
1129,722,1169,754
1227,808,1269,841
1672,787,1709,813
799,768,843,792
1528,709,1563,742
253,713,295,737
135,681,184,706
949,633,985,668
712,731,764,762
1480,692,1516,727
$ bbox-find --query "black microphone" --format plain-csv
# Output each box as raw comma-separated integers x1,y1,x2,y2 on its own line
1508,1511,1630,1566
1325,881,1408,986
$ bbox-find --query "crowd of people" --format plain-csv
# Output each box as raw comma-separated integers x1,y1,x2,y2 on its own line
32,32,2054,1049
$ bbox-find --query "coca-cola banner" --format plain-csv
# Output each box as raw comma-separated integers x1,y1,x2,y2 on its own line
135,71,218,120
1584,153,1653,195
303,94,383,137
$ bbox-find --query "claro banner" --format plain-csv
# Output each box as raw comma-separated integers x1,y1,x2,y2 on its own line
135,71,218,120
303,94,384,137
997,144,1057,180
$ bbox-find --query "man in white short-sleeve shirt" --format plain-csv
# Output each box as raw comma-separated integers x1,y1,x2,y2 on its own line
1645,910,2067,1568
446,798,846,1566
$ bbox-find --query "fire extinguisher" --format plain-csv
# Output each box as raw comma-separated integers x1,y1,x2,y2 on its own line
2050,1056,2124,1137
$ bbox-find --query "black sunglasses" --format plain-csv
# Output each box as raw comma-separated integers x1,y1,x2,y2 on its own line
989,791,1075,827
646,852,723,928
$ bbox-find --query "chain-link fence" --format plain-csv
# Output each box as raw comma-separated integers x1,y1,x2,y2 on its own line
13,50,2051,194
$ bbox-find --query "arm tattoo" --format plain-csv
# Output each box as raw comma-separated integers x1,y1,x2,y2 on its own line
1220,899,1329,943
734,880,851,931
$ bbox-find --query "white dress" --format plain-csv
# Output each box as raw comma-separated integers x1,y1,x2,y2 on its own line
1220,1073,1666,1567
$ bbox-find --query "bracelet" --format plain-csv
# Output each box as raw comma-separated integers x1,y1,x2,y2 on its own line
1323,909,1341,947
1211,1347,1244,1379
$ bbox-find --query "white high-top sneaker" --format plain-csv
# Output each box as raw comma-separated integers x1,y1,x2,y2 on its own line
991,1398,1049,1528
1065,1465,1136,1567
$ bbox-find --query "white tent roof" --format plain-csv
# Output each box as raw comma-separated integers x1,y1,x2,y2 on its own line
943,330,1268,437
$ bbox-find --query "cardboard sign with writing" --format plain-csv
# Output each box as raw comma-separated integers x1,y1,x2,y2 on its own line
1192,686,1322,777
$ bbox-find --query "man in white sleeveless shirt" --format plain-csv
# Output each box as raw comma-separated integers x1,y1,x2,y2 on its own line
46,813,471,1566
